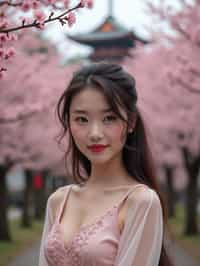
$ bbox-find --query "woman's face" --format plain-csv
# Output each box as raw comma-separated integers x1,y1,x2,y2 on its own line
69,87,129,165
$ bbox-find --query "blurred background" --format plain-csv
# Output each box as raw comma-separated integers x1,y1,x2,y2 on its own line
0,0,199,265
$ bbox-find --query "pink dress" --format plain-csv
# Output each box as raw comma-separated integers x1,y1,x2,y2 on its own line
39,184,163,266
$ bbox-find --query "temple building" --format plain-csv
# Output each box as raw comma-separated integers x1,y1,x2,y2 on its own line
67,0,149,62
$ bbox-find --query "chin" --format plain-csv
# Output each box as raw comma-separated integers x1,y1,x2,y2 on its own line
82,149,120,165
89,154,116,165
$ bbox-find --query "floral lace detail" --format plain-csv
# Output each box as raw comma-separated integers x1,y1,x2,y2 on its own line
45,205,118,266
60,204,118,250
44,184,147,266
45,225,66,266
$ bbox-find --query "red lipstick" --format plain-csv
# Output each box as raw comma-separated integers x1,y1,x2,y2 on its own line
88,144,109,153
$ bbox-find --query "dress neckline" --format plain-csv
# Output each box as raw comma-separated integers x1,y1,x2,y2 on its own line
56,183,146,250
56,203,119,251
75,183,144,194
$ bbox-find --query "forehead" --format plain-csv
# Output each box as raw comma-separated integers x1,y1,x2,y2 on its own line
70,87,127,118
70,88,110,112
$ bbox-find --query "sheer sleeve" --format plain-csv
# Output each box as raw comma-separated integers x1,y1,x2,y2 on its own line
39,196,53,266
114,187,163,266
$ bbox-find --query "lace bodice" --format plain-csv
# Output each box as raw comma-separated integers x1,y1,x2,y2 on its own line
44,205,120,266
39,184,163,266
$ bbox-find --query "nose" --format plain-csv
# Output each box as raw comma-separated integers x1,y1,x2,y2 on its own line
88,123,103,142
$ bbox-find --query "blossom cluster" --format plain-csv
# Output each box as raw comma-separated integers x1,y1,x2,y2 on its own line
146,0,200,94
0,0,93,78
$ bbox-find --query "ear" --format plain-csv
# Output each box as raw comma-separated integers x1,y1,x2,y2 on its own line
128,114,137,133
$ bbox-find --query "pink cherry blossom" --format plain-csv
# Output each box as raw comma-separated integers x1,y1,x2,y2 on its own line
0,34,9,43
47,0,57,4
34,10,46,23
31,0,40,9
85,0,93,9
67,12,76,27
21,0,31,12
80,0,86,8
4,47,16,60
63,0,70,8
0,19,9,29
0,0,92,77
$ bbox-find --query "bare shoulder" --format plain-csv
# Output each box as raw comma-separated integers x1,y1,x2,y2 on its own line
47,184,72,221
127,184,162,209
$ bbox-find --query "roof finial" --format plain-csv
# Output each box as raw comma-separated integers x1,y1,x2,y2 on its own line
108,0,114,17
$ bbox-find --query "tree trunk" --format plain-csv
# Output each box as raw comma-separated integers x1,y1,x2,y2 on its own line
34,189,43,220
182,147,200,235
164,165,176,218
185,174,199,235
34,170,49,220
41,170,49,216
21,169,33,228
0,165,12,241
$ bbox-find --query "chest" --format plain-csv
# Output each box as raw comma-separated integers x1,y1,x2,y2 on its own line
58,192,127,249
46,208,121,266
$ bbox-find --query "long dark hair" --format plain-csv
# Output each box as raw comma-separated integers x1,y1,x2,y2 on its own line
57,62,173,266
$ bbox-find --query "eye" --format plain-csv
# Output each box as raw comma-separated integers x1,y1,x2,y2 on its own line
75,116,88,123
104,115,118,123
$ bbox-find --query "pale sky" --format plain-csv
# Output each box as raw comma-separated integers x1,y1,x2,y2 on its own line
43,0,180,61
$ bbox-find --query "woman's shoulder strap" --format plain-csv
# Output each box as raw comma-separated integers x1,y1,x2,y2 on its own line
53,184,72,223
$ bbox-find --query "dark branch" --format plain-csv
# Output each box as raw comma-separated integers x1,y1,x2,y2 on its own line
0,2,82,34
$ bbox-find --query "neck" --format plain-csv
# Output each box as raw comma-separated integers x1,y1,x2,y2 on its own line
85,156,134,189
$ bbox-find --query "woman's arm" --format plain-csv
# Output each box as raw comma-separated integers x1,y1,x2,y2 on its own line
38,186,67,266
114,187,163,266
38,196,53,266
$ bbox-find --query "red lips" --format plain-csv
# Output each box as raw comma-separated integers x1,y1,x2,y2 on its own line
88,144,109,152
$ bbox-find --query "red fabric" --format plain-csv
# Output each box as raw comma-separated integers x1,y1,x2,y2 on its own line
33,175,43,189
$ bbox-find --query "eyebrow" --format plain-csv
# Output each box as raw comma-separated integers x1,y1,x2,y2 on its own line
72,108,113,114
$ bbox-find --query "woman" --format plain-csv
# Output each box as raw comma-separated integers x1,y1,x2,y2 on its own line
39,62,173,266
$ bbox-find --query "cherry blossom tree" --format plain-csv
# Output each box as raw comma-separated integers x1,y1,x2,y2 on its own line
146,0,200,95
144,0,200,234
0,33,61,125
0,0,93,77
124,38,200,235
0,31,79,240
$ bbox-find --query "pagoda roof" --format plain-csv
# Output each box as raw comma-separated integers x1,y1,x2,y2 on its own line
69,31,137,42
93,15,126,33
67,15,149,46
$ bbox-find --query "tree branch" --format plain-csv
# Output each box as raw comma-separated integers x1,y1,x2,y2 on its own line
0,2,82,34
0,0,22,7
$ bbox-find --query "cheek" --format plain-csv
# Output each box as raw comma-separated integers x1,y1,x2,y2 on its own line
70,123,85,141
108,123,127,142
